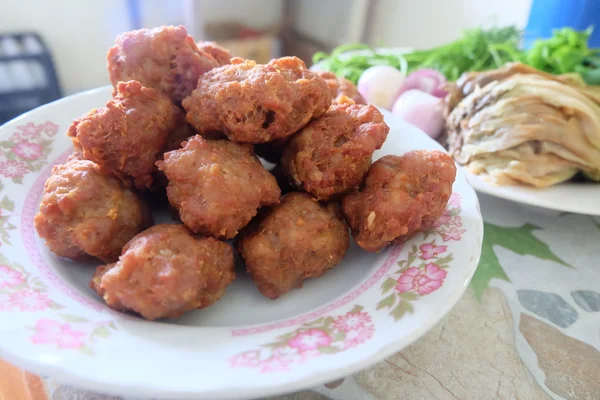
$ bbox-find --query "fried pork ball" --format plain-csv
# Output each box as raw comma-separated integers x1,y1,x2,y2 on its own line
282,103,389,201
34,160,152,262
107,25,219,103
317,71,366,105
342,151,456,252
91,224,235,320
74,80,181,189
156,136,281,239
197,41,232,65
182,57,332,143
236,192,349,299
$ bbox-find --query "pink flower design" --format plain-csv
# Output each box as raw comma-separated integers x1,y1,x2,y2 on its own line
333,310,372,332
288,329,332,352
39,121,59,136
344,325,374,348
0,160,29,178
442,227,466,242
0,292,12,311
259,355,293,373
12,141,43,160
229,350,261,368
448,215,462,227
13,122,40,140
448,193,461,208
419,243,447,260
395,263,448,295
294,348,321,364
9,290,51,311
30,319,86,349
0,265,24,289
433,210,451,228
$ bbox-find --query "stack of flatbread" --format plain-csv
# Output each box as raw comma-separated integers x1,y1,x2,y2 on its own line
445,63,600,188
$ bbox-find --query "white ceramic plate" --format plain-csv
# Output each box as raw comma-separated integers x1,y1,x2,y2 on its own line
465,171,600,216
0,87,483,400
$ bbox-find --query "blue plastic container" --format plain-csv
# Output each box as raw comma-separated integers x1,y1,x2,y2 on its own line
524,0,600,48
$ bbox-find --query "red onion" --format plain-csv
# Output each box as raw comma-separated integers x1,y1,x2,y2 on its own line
392,89,445,139
398,69,447,98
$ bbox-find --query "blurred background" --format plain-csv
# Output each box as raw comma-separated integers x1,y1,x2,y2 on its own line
0,0,539,124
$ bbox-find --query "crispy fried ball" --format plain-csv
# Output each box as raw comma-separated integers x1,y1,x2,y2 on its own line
182,57,332,143
342,151,456,252
236,192,349,299
282,102,389,201
107,25,219,103
66,117,85,161
74,80,181,189
91,224,235,320
197,41,232,65
156,136,281,239
34,160,152,262
317,71,366,105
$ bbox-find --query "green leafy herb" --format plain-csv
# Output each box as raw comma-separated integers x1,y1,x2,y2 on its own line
315,26,600,85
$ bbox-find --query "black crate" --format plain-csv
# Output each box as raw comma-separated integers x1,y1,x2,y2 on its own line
0,32,62,125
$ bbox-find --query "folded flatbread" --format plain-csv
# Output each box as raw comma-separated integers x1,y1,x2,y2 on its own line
446,63,600,187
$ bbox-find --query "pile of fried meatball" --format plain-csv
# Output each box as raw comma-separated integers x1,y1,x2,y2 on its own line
34,26,457,321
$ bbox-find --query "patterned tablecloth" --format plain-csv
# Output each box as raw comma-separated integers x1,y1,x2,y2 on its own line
1,193,599,400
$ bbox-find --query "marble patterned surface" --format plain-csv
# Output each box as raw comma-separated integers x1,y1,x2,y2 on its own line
1,195,599,400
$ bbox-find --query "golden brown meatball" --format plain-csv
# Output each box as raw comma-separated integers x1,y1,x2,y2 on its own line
182,57,332,143
282,102,389,201
107,25,219,103
34,160,152,262
156,136,281,239
197,41,232,65
317,71,366,105
92,224,235,320
74,80,181,189
342,151,456,252
236,192,349,299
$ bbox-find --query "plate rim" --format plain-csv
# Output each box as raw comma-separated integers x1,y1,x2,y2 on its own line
465,169,600,216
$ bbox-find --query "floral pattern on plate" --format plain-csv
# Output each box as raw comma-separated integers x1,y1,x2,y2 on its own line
29,316,116,357
0,121,58,184
0,254,62,312
230,305,375,373
0,186,16,246
376,195,462,321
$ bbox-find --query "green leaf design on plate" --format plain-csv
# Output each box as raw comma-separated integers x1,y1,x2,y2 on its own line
0,195,14,211
92,326,111,338
391,300,413,321
435,253,454,266
398,291,418,301
78,346,95,357
471,222,570,302
319,346,342,354
349,305,363,314
381,278,397,293
376,293,396,310
48,302,64,310
59,314,89,323
333,331,346,341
